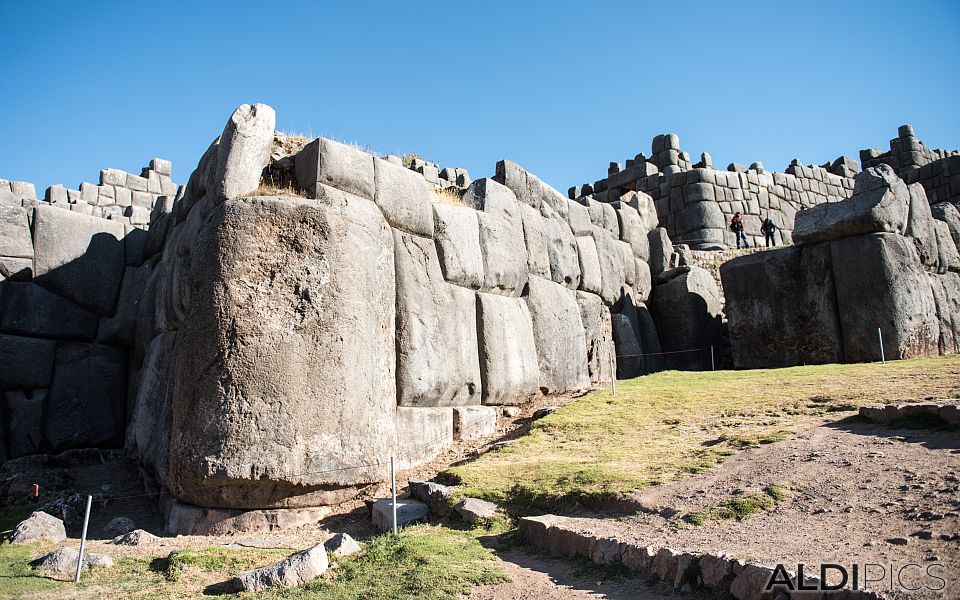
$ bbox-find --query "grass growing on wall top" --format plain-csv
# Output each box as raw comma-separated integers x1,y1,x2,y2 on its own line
444,356,960,514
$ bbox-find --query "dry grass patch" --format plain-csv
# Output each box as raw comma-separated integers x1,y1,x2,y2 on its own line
430,186,467,207
445,356,960,513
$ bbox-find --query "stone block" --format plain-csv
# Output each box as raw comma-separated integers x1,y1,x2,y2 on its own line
394,231,481,407
0,200,33,261
575,290,614,385
32,204,126,315
0,282,99,341
649,267,723,370
432,204,484,289
543,209,581,289
5,389,45,457
593,229,625,306
647,228,672,275
295,137,375,200
831,233,939,361
566,199,592,235
98,265,151,347
45,342,127,451
396,407,454,469
0,334,56,390
373,157,434,237
453,406,497,440
519,203,551,278
721,244,844,369
214,103,276,201
372,498,429,532
476,292,540,405
575,236,602,294
525,276,589,394
463,179,528,295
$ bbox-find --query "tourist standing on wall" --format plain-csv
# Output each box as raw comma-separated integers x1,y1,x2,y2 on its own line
761,217,777,247
730,212,749,249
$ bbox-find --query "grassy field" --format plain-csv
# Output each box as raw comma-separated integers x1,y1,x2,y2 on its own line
0,522,509,599
445,356,960,513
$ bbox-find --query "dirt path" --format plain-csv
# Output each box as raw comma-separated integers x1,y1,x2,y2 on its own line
544,418,959,599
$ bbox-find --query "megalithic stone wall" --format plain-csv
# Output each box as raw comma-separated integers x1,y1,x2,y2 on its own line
0,158,180,464
721,164,960,369
117,104,726,515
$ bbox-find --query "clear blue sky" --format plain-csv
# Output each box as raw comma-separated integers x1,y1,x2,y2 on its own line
2,1,958,195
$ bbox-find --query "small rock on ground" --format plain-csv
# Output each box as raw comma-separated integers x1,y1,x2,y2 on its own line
532,406,558,420
32,547,113,576
104,516,136,536
372,498,429,532
111,529,159,546
325,532,361,558
10,511,66,544
230,543,328,592
455,497,499,524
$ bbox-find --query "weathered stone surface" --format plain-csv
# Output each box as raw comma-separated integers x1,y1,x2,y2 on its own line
518,203,551,278
164,195,397,509
45,342,127,451
295,137,374,200
932,202,960,250
575,236,602,294
698,553,735,590
325,532,361,558
111,529,160,546
98,265,151,346
831,233,939,362
476,292,540,405
372,498,429,532
721,244,844,368
649,267,722,370
432,204,484,289
0,201,33,262
453,406,497,440
104,516,136,535
793,164,908,244
566,200,592,235
373,157,434,237
729,563,778,600
32,204,126,315
634,259,652,302
575,291,614,386
6,390,44,457
0,282,99,341
230,543,327,592
215,103,276,201
593,230,626,306
928,275,956,354
934,220,960,273
396,407,453,469
32,547,113,575
525,276,589,394
161,497,330,535
904,182,938,267
409,480,454,516
647,228,672,275
395,231,481,407
940,272,960,355
543,207,581,289
0,334,56,390
10,511,66,544
463,179,528,295
455,497,498,524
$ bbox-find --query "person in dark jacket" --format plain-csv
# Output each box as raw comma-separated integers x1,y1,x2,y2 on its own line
761,216,777,247
730,212,748,249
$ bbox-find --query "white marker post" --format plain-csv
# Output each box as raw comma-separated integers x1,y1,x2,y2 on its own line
710,346,715,371
390,450,397,535
878,328,886,364
610,353,617,397
74,494,92,583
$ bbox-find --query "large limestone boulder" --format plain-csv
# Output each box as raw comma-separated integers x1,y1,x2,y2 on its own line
793,164,908,244
214,103,276,201
904,183,938,267
592,230,626,306
575,291,614,385
295,137,374,200
476,292,540,405
432,204,484,289
396,407,454,469
518,203,551,278
647,228,672,276
721,244,844,369
575,236,602,294
928,274,958,355
32,547,113,575
373,157,434,237
0,200,33,279
32,204,126,315
933,220,960,273
98,264,152,346
524,276,589,394
45,342,127,451
394,231,481,407
542,207,581,289
649,267,722,370
127,332,176,479
0,282,98,341
462,179,528,295
931,202,960,249
830,233,939,362
6,390,44,457
938,273,960,354
163,194,397,509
